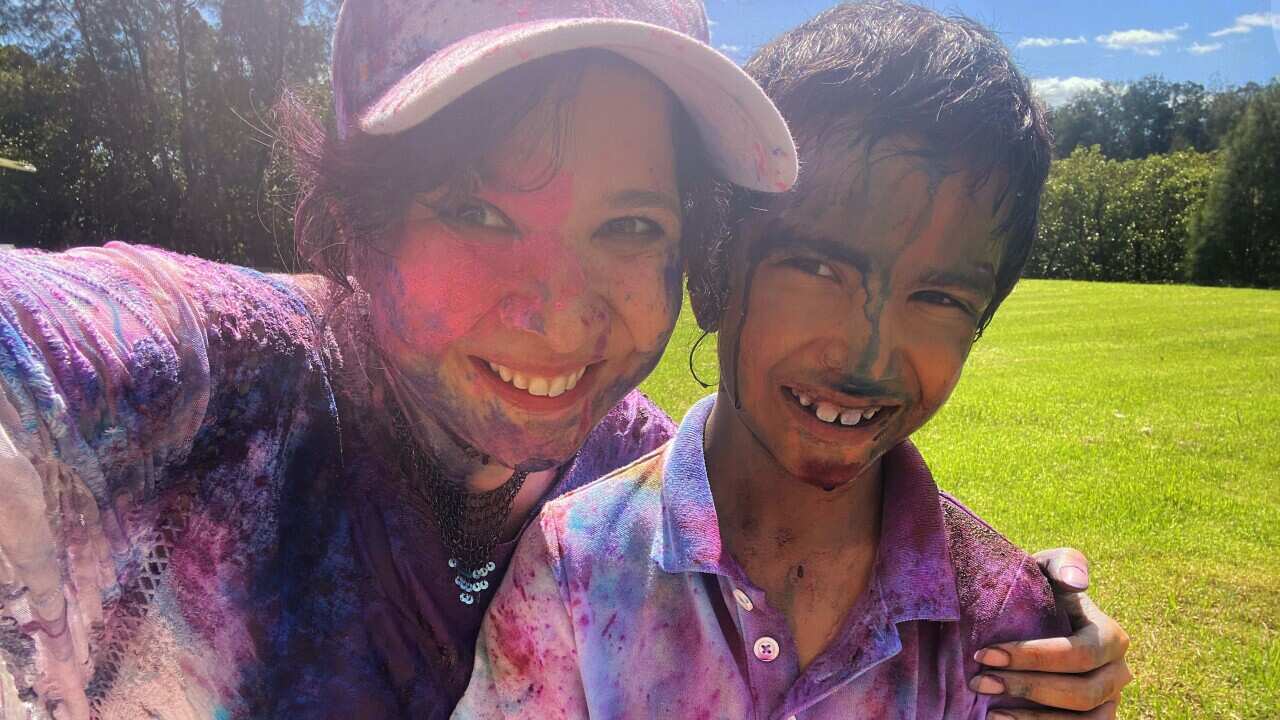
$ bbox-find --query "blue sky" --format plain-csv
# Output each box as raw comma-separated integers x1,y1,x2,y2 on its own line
706,1,1280,105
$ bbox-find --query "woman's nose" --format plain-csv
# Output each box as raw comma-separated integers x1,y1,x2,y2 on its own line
500,238,608,353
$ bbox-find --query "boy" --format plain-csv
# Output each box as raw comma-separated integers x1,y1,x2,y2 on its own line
454,3,1072,718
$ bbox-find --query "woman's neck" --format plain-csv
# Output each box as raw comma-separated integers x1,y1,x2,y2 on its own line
362,355,563,540
464,462,560,540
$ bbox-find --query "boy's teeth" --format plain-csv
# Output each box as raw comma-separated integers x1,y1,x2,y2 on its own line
790,386,885,427
486,362,588,398
815,401,840,423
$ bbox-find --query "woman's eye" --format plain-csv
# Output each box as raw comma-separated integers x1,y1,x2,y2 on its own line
599,217,664,237
783,257,837,279
447,200,514,231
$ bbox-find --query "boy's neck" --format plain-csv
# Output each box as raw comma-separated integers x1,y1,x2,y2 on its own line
703,390,883,557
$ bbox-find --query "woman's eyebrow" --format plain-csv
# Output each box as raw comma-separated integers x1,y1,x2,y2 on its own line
607,189,682,217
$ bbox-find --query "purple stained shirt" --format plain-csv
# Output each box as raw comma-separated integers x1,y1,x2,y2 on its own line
0,243,674,719
455,395,1070,719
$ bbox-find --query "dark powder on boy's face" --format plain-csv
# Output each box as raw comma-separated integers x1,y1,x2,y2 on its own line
719,134,1006,491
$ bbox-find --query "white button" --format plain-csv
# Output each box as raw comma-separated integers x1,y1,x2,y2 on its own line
732,588,754,611
753,636,780,662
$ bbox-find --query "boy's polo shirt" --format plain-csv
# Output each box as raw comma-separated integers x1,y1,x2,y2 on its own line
454,395,1069,720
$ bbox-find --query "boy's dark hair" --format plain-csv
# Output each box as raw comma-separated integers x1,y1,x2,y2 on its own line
687,0,1052,334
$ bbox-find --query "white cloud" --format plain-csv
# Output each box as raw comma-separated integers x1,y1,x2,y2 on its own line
1017,36,1087,49
1187,41,1223,55
1210,12,1280,38
1095,24,1188,55
718,43,742,54
1033,76,1107,107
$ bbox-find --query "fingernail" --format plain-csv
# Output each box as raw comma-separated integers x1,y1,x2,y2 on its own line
973,648,1011,667
968,674,1006,695
1060,564,1089,590
987,712,1015,720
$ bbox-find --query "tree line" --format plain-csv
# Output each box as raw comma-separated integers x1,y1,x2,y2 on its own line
1032,76,1279,288
1,5,1277,287
1,0,334,269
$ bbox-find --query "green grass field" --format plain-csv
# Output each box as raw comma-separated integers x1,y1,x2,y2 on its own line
639,279,1280,719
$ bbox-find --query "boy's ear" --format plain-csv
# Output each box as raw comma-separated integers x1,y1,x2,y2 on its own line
689,290,722,333
686,219,736,333
687,256,727,333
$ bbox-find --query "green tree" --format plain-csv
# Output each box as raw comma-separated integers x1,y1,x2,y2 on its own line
1030,145,1216,282
1049,76,1277,160
1189,85,1280,288
0,0,336,267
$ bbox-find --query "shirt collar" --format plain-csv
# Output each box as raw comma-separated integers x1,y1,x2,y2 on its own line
651,393,960,625
652,394,726,575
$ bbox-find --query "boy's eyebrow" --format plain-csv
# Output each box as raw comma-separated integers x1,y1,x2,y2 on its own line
764,222,998,298
607,189,683,217
760,224,872,275
920,265,997,298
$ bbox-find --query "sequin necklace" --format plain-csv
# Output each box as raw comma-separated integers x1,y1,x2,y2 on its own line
391,406,530,606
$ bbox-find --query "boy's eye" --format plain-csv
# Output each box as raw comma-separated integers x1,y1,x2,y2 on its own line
783,257,837,279
913,290,975,316
598,216,664,238
443,199,515,232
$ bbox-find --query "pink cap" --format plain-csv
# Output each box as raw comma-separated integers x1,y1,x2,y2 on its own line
331,0,797,192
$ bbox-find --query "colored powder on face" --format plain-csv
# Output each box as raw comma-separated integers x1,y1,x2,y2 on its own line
370,172,584,360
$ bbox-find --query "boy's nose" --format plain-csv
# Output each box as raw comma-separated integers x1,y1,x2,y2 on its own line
822,308,898,378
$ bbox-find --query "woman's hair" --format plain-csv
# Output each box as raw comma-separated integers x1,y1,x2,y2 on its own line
279,48,722,305
686,0,1053,335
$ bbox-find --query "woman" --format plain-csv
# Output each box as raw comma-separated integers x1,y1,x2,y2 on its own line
0,0,1126,718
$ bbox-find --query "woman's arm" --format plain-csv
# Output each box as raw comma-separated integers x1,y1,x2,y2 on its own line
973,549,1132,719
0,243,331,719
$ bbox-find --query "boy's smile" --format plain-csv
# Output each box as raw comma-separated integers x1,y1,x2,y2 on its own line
714,132,1008,491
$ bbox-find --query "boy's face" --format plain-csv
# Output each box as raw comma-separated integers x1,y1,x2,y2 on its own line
718,133,1006,491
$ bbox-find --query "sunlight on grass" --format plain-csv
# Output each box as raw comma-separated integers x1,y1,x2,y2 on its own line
640,279,1280,718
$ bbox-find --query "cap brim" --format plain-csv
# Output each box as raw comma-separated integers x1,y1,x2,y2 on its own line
359,18,797,193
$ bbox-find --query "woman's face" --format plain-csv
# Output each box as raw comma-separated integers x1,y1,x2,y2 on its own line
361,62,684,469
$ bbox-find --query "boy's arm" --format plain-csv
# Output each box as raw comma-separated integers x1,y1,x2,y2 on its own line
453,512,589,720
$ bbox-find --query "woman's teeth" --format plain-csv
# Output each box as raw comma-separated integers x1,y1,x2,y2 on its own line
790,388,881,427
488,362,586,398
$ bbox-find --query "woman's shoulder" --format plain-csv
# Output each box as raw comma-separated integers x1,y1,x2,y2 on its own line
554,390,675,496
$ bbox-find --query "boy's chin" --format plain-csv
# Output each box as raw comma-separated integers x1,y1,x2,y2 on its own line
785,454,876,492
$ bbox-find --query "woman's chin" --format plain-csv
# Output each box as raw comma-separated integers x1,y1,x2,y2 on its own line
477,433,589,472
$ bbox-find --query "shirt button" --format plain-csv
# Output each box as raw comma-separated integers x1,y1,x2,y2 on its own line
732,588,754,611
753,636,780,662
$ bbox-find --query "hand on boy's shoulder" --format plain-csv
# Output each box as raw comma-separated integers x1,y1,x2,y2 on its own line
940,493,1073,651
